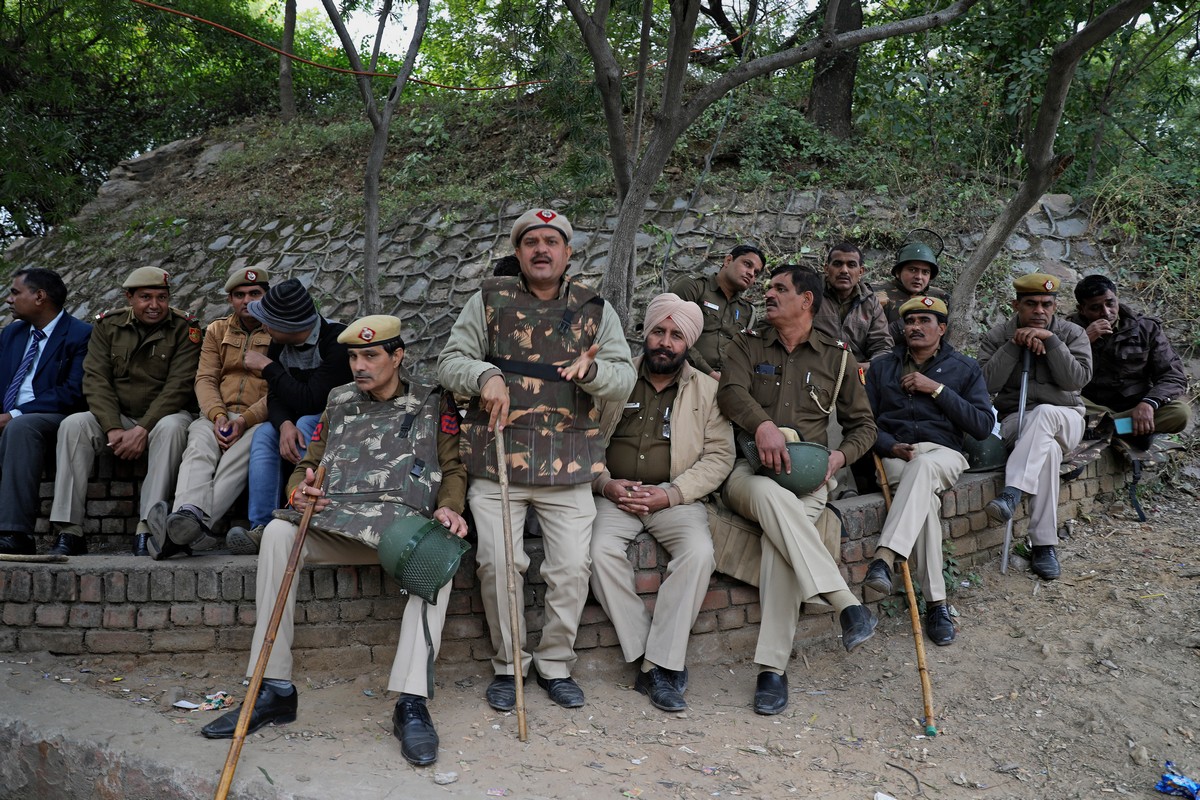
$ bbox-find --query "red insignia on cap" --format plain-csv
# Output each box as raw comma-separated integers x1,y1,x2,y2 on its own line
246,270,258,282
1043,279,1055,291
536,210,556,222
922,297,934,307
162,271,170,285
359,326,376,342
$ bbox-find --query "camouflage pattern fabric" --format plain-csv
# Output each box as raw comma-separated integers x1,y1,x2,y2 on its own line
460,275,607,486
275,378,443,548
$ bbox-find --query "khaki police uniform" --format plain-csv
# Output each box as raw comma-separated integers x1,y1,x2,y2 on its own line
438,275,635,680
589,357,733,672
669,273,754,375
717,326,876,670
51,306,200,530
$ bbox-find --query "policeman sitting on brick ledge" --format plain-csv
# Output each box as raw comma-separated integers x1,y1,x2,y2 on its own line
864,296,992,646
48,266,200,556
590,293,734,712
201,315,468,768
145,265,272,559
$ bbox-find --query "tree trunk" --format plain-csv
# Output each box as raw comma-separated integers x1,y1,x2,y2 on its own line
947,0,1156,348
806,0,861,139
279,0,296,123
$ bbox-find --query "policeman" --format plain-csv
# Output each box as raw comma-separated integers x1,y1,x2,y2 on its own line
591,293,734,712
717,264,878,715
438,208,636,712
865,297,992,645
145,265,273,558
877,239,950,343
49,266,200,556
669,244,765,379
812,242,892,364
979,273,1092,580
201,315,468,768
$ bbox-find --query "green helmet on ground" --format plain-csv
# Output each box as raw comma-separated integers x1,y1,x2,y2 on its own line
893,241,939,279
963,433,1007,472
376,513,471,605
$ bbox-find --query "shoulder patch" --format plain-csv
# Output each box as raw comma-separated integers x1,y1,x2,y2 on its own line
440,408,460,435
189,326,201,343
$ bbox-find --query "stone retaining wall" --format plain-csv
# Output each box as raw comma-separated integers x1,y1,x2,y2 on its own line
0,452,1128,670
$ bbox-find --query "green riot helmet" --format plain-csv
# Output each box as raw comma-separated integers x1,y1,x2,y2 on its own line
893,241,939,280
736,429,831,496
376,513,472,605
963,433,1007,473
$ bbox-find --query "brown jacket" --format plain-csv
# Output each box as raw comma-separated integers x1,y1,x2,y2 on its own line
195,314,272,427
812,280,893,363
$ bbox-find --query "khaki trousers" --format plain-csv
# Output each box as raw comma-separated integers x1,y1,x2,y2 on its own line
589,497,714,672
1001,405,1083,546
50,410,193,527
722,459,847,671
247,519,450,697
1083,397,1191,434
173,416,263,522
879,443,968,603
468,479,595,679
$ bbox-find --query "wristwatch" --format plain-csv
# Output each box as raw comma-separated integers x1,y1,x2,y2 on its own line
931,384,945,400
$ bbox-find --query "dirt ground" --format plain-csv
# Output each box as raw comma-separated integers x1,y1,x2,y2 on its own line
10,460,1200,800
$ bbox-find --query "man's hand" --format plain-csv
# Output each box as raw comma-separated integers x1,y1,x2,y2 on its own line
434,506,469,537
891,443,916,461
1084,318,1114,343
243,350,272,373
278,420,308,464
1012,326,1053,355
1131,402,1156,436
290,467,330,513
0,412,11,432
898,372,940,396
823,449,848,485
108,426,149,460
604,479,668,515
213,415,247,451
755,420,791,475
480,374,511,432
558,344,599,383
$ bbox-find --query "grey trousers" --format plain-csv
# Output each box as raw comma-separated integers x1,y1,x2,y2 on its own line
0,413,63,533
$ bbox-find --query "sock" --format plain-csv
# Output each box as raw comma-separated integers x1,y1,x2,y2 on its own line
873,547,898,569
824,589,859,613
639,660,656,674
262,678,294,696
927,599,945,609
180,503,205,519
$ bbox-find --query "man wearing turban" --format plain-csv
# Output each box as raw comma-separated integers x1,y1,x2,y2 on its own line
591,293,735,712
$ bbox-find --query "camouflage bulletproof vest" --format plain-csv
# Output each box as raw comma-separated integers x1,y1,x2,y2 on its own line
461,276,606,486
303,380,443,548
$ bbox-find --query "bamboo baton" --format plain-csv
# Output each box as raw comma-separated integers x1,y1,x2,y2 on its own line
873,452,938,737
215,465,326,800
495,432,528,741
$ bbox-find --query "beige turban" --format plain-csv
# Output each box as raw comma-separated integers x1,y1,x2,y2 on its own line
643,293,703,348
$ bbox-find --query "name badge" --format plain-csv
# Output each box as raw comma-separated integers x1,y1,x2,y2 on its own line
703,301,720,311
754,363,780,376
624,402,641,410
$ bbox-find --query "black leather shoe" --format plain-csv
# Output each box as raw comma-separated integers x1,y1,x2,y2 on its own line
0,532,35,555
132,532,150,557
864,559,893,595
535,671,585,708
840,605,878,653
925,604,957,646
753,671,788,715
986,488,1021,524
167,508,212,546
393,694,438,766
664,666,688,694
486,675,516,712
201,685,298,739
635,667,686,712
147,530,191,561
49,532,87,556
1031,545,1061,580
